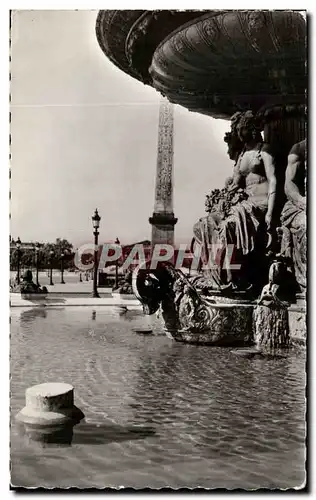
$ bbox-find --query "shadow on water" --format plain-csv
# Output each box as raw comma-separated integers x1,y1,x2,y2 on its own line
17,420,156,448
72,421,156,445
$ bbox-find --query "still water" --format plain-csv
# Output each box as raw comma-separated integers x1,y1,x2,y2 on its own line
10,307,306,489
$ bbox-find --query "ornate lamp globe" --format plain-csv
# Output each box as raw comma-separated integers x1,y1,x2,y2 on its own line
16,237,21,249
92,209,101,230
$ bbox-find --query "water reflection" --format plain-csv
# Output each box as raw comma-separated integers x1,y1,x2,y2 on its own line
17,420,156,448
18,422,74,448
117,308,142,320
10,307,305,488
19,307,47,325
72,422,156,446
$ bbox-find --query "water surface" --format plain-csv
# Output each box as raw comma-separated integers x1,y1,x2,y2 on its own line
10,307,306,489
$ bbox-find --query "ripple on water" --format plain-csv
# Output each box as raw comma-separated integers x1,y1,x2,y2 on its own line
10,307,306,489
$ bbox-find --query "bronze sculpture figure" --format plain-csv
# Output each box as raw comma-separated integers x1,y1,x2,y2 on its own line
280,139,306,291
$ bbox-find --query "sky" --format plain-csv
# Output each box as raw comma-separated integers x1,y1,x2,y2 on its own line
10,10,233,247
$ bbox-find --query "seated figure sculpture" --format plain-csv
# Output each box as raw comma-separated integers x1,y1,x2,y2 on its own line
11,270,48,295
193,110,279,294
192,112,245,289
280,139,306,292
218,110,278,291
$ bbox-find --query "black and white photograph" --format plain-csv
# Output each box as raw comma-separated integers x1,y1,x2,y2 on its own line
9,8,307,490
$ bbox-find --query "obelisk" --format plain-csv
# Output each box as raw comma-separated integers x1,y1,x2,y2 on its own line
149,98,177,246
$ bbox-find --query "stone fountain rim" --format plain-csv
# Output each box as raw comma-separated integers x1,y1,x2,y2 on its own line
202,301,255,309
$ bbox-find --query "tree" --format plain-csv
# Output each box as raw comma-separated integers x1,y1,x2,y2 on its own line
41,239,74,269
10,238,74,271
10,246,34,271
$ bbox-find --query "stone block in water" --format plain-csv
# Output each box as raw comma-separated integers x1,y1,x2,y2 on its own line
16,382,84,427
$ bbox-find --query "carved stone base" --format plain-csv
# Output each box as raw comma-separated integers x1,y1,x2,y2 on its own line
295,293,306,307
204,291,254,305
288,304,306,346
132,264,306,348
164,295,254,346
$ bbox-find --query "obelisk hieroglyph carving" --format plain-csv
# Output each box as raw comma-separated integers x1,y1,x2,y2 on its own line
149,98,177,246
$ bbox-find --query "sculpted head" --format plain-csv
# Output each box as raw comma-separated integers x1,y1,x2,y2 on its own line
236,110,262,143
22,270,33,283
230,112,243,135
224,112,243,160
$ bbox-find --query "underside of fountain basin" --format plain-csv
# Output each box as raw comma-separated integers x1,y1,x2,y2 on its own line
96,10,306,119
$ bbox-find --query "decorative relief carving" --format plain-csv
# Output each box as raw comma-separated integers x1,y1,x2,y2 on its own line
154,100,174,211
237,11,266,53
203,18,219,40
172,35,186,53
132,265,254,345
266,11,281,53
196,16,221,50
247,11,266,31
96,10,145,80
125,12,154,64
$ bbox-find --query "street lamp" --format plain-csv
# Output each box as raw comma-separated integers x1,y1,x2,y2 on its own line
34,242,40,286
16,237,21,285
115,237,120,289
60,251,65,284
92,209,101,298
49,249,54,286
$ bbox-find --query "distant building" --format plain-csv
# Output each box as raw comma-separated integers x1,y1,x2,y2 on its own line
10,239,43,250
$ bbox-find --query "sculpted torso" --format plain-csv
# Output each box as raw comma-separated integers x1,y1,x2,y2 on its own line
285,139,306,201
233,144,272,207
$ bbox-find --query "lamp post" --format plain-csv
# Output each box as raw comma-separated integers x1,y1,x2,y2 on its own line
60,251,65,284
16,237,21,284
115,237,120,289
49,249,54,286
75,248,82,282
92,209,101,298
34,242,40,286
